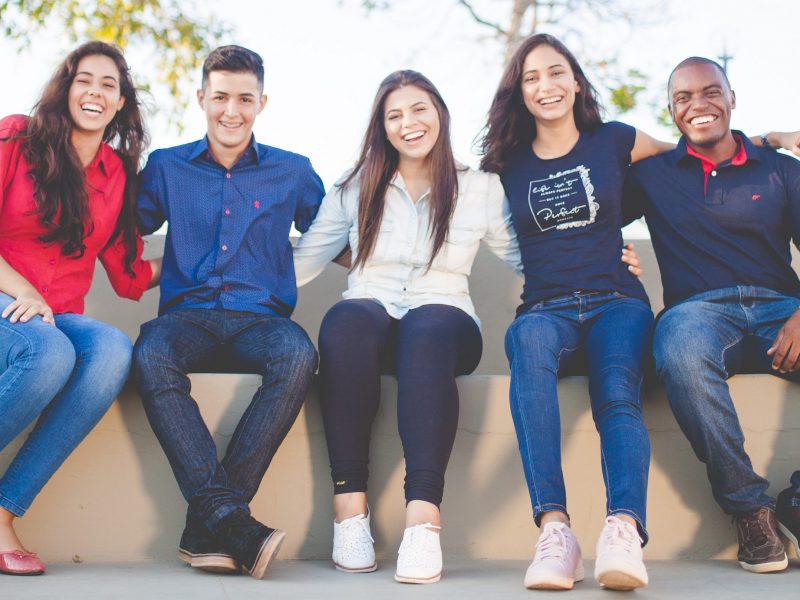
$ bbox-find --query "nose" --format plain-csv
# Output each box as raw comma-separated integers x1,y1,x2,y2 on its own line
223,99,237,116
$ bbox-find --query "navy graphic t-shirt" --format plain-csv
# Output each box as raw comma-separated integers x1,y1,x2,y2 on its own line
500,121,648,313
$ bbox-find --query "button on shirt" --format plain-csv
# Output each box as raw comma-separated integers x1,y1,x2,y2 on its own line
293,167,522,326
138,136,324,316
624,132,800,308
0,114,151,314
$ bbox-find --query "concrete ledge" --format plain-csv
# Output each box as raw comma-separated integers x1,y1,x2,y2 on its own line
3,373,798,563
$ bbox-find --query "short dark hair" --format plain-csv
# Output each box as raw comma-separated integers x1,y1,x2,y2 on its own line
201,45,264,89
667,56,731,100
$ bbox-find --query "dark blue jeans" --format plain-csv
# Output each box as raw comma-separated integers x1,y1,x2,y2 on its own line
654,286,800,514
133,308,317,530
505,292,653,541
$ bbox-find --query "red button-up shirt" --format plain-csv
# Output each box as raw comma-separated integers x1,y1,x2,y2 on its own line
0,114,151,314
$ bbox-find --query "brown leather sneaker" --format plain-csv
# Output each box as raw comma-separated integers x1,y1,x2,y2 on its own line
776,503,800,558
734,507,788,573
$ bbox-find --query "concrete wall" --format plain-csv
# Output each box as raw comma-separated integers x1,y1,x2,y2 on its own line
2,235,798,562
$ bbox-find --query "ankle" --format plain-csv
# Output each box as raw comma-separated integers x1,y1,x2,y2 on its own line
540,510,570,528
405,500,440,528
333,493,368,523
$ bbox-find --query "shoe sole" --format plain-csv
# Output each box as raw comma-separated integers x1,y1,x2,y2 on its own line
525,563,584,590
596,569,648,590
393,570,442,584
777,522,800,558
248,528,287,580
738,555,788,573
178,549,239,574
334,561,378,573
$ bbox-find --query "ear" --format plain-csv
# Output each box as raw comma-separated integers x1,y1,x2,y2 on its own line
257,94,268,114
667,103,674,120
116,95,125,112
730,89,736,110
575,80,580,93
196,88,205,108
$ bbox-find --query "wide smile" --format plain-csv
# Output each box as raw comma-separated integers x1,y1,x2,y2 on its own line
688,114,719,127
537,95,563,106
219,120,244,130
80,102,105,116
402,130,426,144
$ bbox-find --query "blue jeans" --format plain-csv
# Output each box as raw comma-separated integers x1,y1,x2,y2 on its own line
133,308,318,530
0,293,131,516
505,292,653,541
653,286,800,513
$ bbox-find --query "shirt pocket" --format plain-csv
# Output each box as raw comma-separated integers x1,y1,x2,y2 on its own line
434,225,479,271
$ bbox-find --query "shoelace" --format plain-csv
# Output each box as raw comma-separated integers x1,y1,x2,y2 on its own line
340,514,375,545
735,512,768,546
600,518,641,554
533,525,568,563
398,523,441,561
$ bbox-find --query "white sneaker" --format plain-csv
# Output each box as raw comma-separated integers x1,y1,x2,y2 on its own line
394,523,442,584
332,512,376,573
594,516,648,590
524,521,584,590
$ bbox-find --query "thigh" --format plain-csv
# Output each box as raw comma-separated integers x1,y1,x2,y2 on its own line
228,314,317,375
747,293,800,377
395,304,482,376
134,309,222,375
585,298,653,376
505,306,581,375
55,314,133,369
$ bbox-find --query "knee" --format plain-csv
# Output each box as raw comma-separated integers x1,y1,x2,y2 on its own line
653,313,718,379
277,322,319,374
82,325,133,389
504,315,561,363
319,300,382,351
8,324,76,388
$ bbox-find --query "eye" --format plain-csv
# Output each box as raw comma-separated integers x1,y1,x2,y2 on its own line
523,75,538,83
552,70,564,77
707,89,721,97
241,97,252,103
74,78,90,85
386,113,400,120
414,106,426,113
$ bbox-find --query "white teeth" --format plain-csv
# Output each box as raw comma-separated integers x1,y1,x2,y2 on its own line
403,131,424,141
690,115,716,125
81,103,103,114
539,96,561,105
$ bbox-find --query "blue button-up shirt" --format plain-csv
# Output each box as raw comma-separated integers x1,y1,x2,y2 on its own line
138,136,324,316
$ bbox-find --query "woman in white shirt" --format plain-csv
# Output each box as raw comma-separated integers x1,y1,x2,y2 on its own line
293,70,521,584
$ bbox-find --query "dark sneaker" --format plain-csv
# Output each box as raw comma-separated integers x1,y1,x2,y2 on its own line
178,515,238,574
213,509,286,579
734,507,788,573
776,503,800,559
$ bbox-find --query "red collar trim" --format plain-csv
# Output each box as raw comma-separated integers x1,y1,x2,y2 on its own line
685,134,747,194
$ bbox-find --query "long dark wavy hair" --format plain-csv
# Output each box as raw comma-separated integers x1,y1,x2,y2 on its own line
480,33,603,174
13,41,148,273
340,70,458,271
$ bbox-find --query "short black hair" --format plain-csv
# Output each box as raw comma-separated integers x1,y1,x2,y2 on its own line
668,56,731,101
202,45,264,89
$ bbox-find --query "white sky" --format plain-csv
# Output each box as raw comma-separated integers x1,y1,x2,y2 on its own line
2,0,798,239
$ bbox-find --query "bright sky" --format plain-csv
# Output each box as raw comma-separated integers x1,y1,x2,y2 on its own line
2,0,798,236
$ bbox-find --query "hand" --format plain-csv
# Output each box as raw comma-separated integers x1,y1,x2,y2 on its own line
333,246,352,269
767,308,800,372
1,291,55,325
773,131,800,157
622,243,642,277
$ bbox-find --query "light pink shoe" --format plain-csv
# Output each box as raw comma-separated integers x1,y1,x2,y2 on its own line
524,522,584,590
594,516,648,590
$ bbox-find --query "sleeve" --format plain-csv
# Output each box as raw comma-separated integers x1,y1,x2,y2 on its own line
293,157,325,233
783,155,800,250
136,151,167,235
621,165,647,226
0,115,27,212
293,177,354,286
482,173,523,276
98,229,153,301
610,121,637,166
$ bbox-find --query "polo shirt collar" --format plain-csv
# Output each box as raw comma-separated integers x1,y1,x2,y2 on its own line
189,134,263,165
675,130,763,168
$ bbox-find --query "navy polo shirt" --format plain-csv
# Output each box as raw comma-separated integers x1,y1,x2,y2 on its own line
138,135,324,316
624,133,800,309
500,121,648,313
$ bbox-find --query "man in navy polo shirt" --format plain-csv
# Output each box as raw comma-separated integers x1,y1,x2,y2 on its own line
625,57,800,574
133,45,324,579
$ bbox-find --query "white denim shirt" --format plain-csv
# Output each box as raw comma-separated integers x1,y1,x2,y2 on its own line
294,166,522,327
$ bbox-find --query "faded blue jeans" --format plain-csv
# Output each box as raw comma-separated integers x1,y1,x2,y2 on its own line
133,308,318,531
654,286,800,514
506,291,653,541
0,293,131,516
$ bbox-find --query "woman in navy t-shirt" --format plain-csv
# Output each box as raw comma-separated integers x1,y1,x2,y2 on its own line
479,34,675,592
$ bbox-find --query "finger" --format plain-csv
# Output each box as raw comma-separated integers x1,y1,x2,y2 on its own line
628,265,642,277
1,299,22,319
18,304,43,323
8,302,32,323
767,330,784,356
772,338,791,371
624,242,635,250
42,308,55,325
779,340,800,373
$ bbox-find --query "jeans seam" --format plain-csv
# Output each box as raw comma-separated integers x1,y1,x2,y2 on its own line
719,334,744,378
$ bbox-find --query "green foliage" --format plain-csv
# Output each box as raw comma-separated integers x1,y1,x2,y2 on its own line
0,0,231,131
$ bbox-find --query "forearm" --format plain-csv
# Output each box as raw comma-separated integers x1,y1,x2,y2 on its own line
147,256,162,289
0,254,41,299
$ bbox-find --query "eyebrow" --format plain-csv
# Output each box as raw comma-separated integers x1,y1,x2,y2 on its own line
523,62,565,75
672,83,724,97
75,70,119,82
386,101,427,114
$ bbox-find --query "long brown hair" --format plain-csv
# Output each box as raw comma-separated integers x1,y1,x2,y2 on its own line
341,70,458,271
15,41,148,273
480,34,603,174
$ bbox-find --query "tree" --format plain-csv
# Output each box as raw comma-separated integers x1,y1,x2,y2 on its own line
358,0,663,116
0,0,231,130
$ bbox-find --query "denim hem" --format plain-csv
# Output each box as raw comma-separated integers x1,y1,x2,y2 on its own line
0,492,27,517
532,503,569,527
608,508,649,546
728,500,777,516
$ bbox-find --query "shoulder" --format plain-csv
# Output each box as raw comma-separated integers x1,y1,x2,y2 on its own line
0,114,29,139
458,165,501,189
260,144,313,168
595,121,636,147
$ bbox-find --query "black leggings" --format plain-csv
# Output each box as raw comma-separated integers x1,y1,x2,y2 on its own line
318,299,482,506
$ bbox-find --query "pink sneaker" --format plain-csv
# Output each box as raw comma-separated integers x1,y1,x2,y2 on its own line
594,516,648,590
524,522,584,590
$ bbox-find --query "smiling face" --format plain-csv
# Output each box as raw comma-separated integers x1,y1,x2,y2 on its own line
383,85,441,166
67,54,125,139
198,70,267,161
520,44,580,127
669,62,736,150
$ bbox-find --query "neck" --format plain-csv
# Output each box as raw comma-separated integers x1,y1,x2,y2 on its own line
71,129,104,167
209,139,250,170
397,156,431,203
531,117,580,159
686,131,738,165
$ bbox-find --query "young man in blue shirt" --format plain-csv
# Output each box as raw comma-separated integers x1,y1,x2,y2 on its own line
133,45,324,579
625,57,800,574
